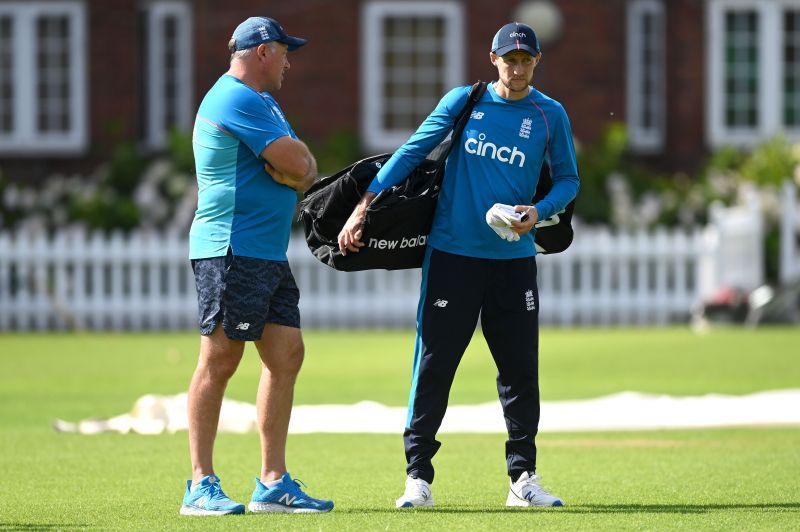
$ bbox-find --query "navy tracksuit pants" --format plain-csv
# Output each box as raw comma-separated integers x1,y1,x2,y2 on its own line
404,247,540,484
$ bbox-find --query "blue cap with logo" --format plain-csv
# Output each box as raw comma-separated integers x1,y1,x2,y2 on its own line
491,22,540,57
230,16,307,52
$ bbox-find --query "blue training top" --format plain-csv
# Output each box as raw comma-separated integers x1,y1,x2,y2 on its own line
367,81,580,259
189,74,298,261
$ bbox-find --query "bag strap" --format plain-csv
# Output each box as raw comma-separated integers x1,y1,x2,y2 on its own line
434,80,487,173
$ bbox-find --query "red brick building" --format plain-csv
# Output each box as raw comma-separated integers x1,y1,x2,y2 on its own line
0,0,797,181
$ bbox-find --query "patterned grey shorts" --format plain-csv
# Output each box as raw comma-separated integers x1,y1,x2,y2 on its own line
191,251,301,341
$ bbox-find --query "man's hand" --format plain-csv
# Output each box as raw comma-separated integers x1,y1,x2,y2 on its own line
485,204,520,242
264,162,293,188
338,192,376,255
510,205,538,235
264,157,316,193
260,137,317,193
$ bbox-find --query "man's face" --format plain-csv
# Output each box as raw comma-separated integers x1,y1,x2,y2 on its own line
491,50,538,93
261,42,290,91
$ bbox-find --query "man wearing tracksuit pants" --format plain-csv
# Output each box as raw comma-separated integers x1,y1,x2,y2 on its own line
338,22,580,508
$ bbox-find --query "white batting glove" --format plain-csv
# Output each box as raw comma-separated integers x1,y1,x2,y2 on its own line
485,203,522,242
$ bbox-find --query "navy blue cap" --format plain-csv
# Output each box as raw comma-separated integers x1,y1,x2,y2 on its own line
230,16,307,52
491,22,540,57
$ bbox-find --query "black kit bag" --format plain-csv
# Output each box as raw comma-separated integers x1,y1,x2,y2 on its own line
298,81,576,270
298,81,487,271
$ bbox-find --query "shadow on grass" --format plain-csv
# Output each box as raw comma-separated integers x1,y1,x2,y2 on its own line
560,503,800,514
336,502,800,515
0,525,89,531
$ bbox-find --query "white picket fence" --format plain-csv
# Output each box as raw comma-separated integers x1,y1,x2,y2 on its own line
0,207,766,330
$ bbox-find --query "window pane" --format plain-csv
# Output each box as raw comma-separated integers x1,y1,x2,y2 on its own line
162,16,178,131
640,12,661,131
143,3,192,149
784,10,800,127
723,11,759,128
0,16,13,133
626,1,665,151
381,15,447,131
36,15,72,133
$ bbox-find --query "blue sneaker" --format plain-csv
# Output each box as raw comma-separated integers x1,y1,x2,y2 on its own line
179,474,246,516
248,472,334,513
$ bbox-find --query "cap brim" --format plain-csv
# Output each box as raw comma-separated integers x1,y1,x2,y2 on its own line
493,43,538,57
279,35,307,52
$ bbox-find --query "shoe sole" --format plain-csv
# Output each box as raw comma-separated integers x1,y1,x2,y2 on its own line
395,499,434,508
179,504,245,516
505,491,564,507
248,501,333,513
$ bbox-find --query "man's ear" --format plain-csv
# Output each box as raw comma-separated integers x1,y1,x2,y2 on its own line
489,52,498,66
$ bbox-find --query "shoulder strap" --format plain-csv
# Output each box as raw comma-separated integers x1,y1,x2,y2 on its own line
434,81,487,170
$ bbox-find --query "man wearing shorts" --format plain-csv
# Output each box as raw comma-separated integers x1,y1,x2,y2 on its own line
181,16,332,515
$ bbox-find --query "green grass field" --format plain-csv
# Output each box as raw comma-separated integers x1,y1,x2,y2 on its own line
1,328,799,530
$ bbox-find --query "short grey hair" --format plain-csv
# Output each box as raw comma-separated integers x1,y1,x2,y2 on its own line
229,40,277,61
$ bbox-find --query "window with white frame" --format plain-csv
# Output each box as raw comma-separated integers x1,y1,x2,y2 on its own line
626,0,665,153
361,1,465,152
142,1,192,150
707,0,800,147
0,1,86,155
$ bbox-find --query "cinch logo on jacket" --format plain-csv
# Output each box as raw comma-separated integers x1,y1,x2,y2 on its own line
464,133,526,168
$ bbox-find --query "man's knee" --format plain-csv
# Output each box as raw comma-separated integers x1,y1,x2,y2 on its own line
257,324,306,377
279,340,305,376
201,356,241,382
266,338,304,379
198,329,244,382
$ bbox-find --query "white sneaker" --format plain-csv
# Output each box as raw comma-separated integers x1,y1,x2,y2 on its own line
506,471,564,507
395,476,434,508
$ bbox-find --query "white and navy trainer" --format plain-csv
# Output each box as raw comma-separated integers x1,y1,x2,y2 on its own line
506,471,564,507
395,476,434,508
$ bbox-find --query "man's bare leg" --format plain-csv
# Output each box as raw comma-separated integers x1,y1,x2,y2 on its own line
253,323,304,483
187,326,245,485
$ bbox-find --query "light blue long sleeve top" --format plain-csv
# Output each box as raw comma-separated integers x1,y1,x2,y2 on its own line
367,81,580,259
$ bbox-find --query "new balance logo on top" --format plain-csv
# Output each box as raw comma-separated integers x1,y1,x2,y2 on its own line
278,493,297,506
235,322,250,331
470,111,485,120
433,299,448,308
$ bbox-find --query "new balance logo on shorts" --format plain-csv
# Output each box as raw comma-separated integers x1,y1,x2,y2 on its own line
235,322,250,331
433,299,448,308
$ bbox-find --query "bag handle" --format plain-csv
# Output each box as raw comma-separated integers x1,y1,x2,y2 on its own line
433,80,487,174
